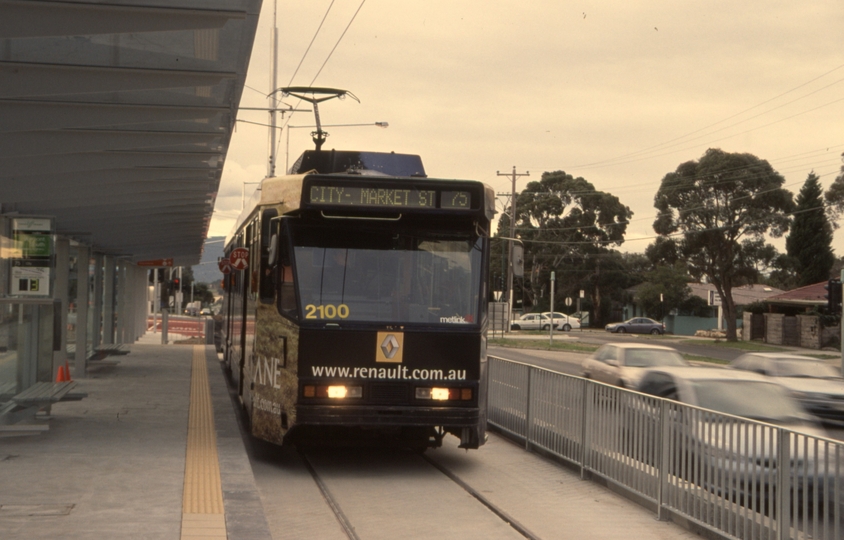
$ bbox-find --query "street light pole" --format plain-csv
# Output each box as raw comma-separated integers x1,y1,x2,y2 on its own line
267,0,278,178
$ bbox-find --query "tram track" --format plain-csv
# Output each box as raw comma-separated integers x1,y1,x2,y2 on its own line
293,442,537,540
297,446,361,540
419,452,539,540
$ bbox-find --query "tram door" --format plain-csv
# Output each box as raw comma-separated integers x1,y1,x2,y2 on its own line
237,225,252,399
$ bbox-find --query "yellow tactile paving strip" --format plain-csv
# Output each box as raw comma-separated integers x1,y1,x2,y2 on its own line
181,346,227,539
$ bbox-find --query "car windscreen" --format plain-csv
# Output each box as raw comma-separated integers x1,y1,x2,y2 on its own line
690,380,805,422
774,359,841,379
624,349,687,368
292,225,483,326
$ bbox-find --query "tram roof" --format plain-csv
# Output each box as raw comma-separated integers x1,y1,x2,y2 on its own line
228,151,497,244
0,1,262,266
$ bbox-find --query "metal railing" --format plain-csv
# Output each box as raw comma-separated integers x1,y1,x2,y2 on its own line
487,356,843,540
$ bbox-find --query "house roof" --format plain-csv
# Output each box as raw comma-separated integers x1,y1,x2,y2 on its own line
762,281,828,306
686,282,784,305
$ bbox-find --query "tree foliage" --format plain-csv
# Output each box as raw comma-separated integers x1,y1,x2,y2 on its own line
636,264,693,320
824,152,844,228
652,148,794,341
508,171,633,324
786,172,834,286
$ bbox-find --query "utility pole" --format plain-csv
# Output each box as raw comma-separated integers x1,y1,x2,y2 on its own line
497,166,529,330
267,0,278,178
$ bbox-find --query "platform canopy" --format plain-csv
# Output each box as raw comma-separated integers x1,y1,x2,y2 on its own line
0,0,263,265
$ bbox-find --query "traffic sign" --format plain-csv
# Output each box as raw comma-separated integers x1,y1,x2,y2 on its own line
565,297,572,307
218,258,232,274
229,247,249,270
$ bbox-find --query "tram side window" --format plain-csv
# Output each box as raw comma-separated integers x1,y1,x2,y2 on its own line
276,222,297,319
259,209,278,303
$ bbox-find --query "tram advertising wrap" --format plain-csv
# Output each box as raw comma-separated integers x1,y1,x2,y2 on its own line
220,150,494,450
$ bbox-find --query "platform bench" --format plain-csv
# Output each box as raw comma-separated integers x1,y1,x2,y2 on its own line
0,381,78,426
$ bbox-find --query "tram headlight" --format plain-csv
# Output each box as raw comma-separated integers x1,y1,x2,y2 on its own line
303,385,362,399
431,388,450,400
415,387,473,401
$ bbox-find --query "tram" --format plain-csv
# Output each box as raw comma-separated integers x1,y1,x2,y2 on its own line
220,148,495,449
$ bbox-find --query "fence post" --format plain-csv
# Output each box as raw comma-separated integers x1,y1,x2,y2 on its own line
657,399,669,521
525,366,533,451
776,428,790,540
581,380,593,480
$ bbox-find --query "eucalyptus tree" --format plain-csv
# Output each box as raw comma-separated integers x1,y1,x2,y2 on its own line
824,152,844,225
653,148,794,341
512,171,632,321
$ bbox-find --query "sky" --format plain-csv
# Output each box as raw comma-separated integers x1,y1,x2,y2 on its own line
212,0,844,257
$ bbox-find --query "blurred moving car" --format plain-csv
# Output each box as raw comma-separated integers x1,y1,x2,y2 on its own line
510,313,556,331
605,317,664,334
541,311,581,331
729,352,844,424
200,307,212,316
636,366,832,508
581,342,688,388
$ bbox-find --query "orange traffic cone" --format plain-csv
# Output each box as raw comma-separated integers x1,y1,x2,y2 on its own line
56,365,67,382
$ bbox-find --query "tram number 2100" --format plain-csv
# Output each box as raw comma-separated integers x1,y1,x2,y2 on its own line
304,304,350,319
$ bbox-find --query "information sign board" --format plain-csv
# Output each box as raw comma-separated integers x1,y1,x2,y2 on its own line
10,217,52,296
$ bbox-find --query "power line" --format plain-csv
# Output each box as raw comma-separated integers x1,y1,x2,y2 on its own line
308,0,367,85
564,62,844,171
286,0,336,88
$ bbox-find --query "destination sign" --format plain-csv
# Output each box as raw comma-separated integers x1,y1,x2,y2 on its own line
307,185,472,210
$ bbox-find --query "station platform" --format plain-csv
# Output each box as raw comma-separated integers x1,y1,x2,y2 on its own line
0,337,272,540
0,336,697,540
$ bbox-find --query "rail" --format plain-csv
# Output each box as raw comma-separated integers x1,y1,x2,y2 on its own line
486,356,843,540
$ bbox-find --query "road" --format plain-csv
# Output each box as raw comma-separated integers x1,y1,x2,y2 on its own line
489,341,844,441
500,328,756,362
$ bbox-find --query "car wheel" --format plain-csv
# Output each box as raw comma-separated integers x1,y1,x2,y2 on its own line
650,328,660,335
563,324,571,331
511,324,521,330
617,327,626,333
541,324,550,331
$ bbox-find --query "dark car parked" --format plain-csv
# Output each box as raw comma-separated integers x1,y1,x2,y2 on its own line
605,317,664,334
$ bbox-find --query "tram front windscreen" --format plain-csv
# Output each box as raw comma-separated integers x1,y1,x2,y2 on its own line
291,225,483,326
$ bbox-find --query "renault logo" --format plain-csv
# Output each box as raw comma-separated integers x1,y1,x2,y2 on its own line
376,332,403,363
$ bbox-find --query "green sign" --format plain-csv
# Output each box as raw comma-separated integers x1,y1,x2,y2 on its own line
16,232,52,257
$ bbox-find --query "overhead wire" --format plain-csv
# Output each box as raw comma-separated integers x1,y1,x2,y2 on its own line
308,0,367,85
286,0,336,88
272,0,367,166
564,62,844,171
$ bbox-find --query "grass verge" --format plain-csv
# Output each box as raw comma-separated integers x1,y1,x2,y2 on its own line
488,338,598,354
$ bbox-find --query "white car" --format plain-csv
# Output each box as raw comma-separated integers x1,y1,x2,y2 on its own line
729,352,844,424
511,313,556,331
541,312,581,331
636,366,832,508
581,342,688,389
